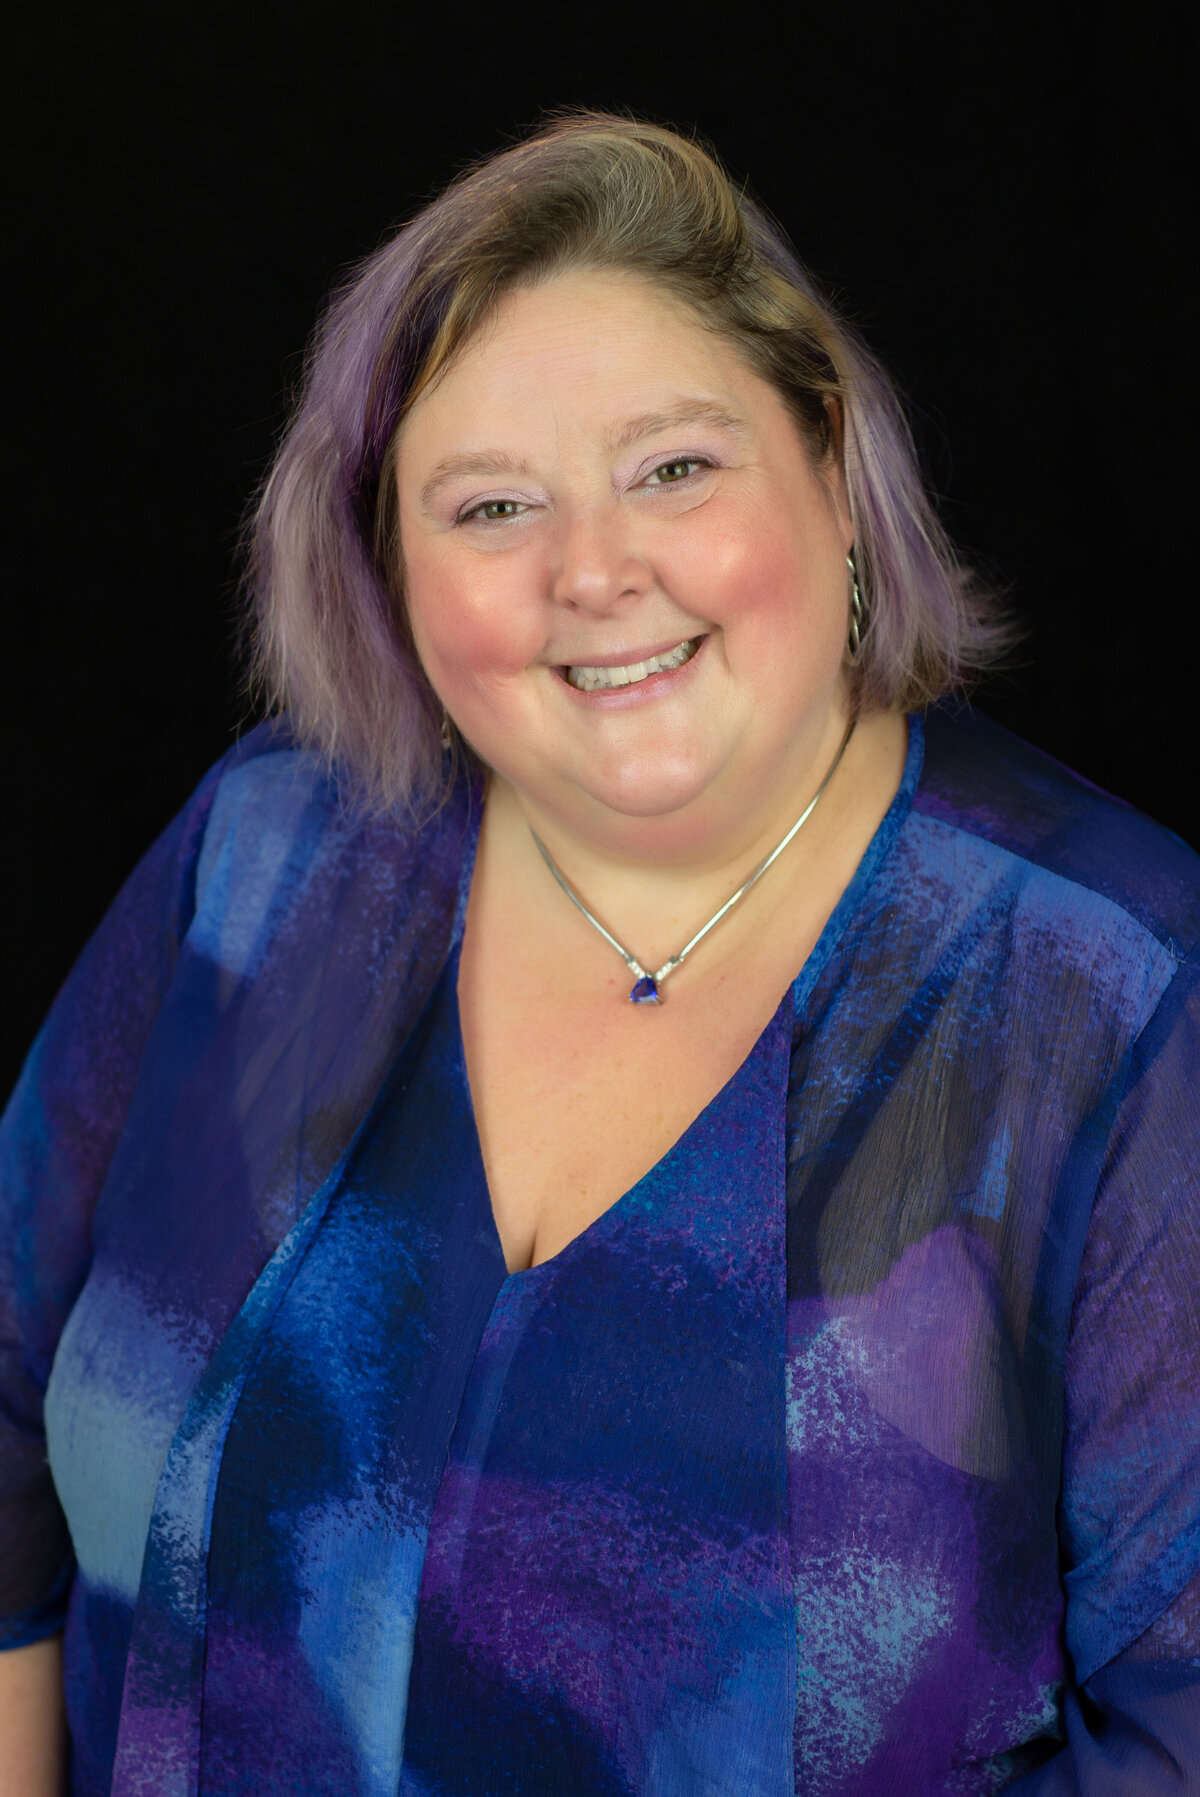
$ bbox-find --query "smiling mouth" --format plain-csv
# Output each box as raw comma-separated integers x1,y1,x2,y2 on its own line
564,638,701,692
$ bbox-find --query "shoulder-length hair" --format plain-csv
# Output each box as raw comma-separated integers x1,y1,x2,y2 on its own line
241,109,1011,818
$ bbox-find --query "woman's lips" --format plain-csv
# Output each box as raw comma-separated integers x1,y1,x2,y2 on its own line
564,637,701,692
552,634,709,705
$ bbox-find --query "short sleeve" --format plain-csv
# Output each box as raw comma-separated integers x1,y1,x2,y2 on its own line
0,742,238,1648
1059,945,1200,1683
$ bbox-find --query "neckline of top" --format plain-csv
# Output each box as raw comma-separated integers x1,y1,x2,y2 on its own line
435,925,796,1287
446,711,926,1013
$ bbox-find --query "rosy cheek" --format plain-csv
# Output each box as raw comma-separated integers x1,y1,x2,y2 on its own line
407,555,544,683
694,523,816,628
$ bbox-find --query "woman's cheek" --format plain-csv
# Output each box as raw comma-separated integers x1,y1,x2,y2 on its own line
692,522,812,633
663,490,800,619
698,519,848,706
410,556,545,682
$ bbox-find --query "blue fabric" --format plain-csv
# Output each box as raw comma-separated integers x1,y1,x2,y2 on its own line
2,702,1199,1793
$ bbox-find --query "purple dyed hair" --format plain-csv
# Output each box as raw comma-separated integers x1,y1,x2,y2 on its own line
241,110,1011,817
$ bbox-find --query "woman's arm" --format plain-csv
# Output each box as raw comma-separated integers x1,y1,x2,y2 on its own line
1010,949,1200,1789
0,1637,66,1797
0,778,218,1647
0,741,254,1713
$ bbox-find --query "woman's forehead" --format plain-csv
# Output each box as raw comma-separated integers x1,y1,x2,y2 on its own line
399,272,776,455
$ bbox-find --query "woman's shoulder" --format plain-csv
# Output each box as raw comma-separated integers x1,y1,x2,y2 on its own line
195,714,473,866
913,700,1200,962
185,714,478,977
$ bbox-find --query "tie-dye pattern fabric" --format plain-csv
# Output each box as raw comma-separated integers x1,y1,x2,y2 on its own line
2,703,1199,1794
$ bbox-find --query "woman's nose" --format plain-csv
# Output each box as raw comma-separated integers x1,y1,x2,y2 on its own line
550,507,652,614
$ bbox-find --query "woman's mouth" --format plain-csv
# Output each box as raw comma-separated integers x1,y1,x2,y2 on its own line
564,638,701,692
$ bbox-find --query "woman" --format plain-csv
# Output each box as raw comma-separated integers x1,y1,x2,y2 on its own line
2,111,1198,1795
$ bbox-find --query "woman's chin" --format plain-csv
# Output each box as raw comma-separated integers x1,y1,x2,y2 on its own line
485,736,750,840
568,761,733,830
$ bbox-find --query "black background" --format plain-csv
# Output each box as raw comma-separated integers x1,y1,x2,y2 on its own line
5,2,1193,1093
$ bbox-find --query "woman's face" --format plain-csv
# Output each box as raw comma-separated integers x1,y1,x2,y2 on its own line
395,268,855,851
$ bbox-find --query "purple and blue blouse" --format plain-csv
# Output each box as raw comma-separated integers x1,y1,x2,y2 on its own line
2,702,1199,1793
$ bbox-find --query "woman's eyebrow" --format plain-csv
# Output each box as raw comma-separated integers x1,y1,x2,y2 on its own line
603,399,751,452
419,451,533,512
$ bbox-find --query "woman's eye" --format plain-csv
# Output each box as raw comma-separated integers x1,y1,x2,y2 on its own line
645,458,709,486
460,498,527,524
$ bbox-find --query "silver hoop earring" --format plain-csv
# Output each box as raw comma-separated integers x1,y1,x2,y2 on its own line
439,708,453,752
846,553,864,658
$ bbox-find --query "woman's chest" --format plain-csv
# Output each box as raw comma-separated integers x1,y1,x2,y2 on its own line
455,756,905,1275
48,892,1094,1794
457,941,804,1274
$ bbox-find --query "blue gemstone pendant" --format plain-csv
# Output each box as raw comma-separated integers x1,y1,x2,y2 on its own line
629,975,661,1004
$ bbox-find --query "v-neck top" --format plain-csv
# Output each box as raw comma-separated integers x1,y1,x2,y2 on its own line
201,937,797,1794
5,702,1200,1794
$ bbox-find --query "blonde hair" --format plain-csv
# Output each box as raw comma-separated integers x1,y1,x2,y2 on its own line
242,110,1011,817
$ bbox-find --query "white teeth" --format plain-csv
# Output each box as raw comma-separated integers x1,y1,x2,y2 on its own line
566,639,698,691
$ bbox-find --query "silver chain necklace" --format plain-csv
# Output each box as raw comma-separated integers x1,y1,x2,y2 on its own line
530,720,856,1004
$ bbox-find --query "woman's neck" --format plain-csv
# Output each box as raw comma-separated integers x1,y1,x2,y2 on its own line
477,707,909,983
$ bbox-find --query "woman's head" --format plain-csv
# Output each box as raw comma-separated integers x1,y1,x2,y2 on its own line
243,110,1009,817
396,265,857,847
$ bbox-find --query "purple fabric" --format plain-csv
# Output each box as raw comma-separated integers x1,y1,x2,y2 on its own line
0,702,1198,1792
